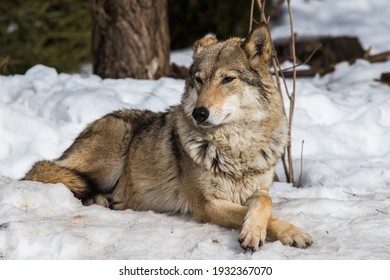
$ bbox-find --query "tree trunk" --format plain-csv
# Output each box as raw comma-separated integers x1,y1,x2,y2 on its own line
91,0,170,79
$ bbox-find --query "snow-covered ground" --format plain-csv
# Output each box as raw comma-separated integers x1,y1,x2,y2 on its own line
1,0,389,259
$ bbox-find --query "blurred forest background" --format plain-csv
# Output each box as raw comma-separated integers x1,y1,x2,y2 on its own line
0,0,283,76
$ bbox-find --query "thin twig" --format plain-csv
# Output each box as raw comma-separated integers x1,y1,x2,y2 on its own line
286,0,296,184
260,0,267,23
295,140,304,188
267,0,290,182
281,153,289,182
375,209,389,215
253,0,299,184
278,68,318,78
278,43,322,73
271,52,290,181
274,55,292,99
249,0,255,32
271,54,285,105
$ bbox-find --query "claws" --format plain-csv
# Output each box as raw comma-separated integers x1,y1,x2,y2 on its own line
282,232,313,249
239,241,255,253
290,239,313,249
238,237,264,252
238,228,313,251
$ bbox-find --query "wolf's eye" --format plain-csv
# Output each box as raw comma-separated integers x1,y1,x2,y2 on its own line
222,77,236,84
195,77,203,85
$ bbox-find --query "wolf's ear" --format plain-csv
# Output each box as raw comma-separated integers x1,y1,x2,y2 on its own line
194,34,218,55
242,23,272,68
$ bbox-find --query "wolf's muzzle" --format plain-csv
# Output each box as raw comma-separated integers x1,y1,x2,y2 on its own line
192,107,209,124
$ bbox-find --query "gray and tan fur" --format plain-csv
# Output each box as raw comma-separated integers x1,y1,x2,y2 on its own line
24,24,312,251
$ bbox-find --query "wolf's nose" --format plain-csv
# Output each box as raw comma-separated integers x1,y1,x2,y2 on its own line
192,107,209,123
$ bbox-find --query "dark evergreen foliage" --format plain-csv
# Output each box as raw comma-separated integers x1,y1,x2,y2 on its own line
0,0,91,74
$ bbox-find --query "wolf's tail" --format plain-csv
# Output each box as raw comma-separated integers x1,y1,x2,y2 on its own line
22,160,92,199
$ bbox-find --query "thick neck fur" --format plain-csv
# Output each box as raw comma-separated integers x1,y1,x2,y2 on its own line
175,105,288,179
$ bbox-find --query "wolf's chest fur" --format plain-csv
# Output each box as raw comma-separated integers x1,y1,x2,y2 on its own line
172,110,286,206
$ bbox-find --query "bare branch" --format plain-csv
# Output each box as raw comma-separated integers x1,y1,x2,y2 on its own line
249,0,255,32
278,43,322,73
281,153,290,182
253,0,301,185
286,0,296,184
256,0,268,23
295,140,305,188
274,55,292,99
261,0,267,23
271,55,284,100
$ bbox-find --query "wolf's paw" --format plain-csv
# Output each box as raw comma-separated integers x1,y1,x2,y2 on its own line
82,194,110,208
109,200,128,210
277,225,313,249
238,223,267,251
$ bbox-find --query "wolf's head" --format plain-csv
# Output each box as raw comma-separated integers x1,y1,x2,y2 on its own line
182,24,280,128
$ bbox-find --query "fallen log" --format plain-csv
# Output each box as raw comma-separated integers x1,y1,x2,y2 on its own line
274,36,390,76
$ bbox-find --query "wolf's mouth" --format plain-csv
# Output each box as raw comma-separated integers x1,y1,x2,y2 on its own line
196,121,213,127
194,113,231,128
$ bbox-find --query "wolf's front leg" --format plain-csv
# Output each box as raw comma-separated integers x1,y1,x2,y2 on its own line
238,191,272,251
193,194,271,251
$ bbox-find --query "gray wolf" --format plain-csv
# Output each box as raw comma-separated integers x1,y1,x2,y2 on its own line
23,24,312,251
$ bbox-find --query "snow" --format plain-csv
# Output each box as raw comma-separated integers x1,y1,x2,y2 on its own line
1,0,390,260
271,0,390,53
